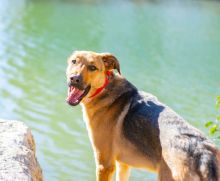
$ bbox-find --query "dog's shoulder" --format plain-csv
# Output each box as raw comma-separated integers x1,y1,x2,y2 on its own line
124,88,165,124
121,88,165,159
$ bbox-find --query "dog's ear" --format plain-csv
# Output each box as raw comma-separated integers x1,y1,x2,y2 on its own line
101,53,121,74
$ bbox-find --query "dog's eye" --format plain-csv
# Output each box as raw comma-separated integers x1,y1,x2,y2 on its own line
88,65,97,71
72,60,76,64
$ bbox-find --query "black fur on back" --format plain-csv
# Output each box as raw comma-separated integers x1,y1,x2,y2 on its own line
123,91,164,162
119,79,219,180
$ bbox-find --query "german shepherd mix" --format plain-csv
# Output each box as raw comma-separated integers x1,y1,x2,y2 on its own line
66,51,220,181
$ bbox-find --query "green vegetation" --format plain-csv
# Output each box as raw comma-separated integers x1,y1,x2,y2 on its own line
205,96,220,138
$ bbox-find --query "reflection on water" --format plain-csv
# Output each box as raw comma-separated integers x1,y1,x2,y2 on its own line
0,0,220,180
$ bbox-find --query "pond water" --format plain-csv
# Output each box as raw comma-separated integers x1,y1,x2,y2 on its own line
0,0,220,180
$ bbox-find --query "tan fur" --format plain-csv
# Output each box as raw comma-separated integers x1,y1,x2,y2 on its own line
116,162,130,181
66,51,220,181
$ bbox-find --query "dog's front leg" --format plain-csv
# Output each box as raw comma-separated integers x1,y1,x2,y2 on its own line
116,162,130,181
96,162,115,181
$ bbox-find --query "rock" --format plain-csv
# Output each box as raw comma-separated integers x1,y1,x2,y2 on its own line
0,119,43,181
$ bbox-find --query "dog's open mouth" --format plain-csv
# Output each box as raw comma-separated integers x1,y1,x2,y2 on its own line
66,85,90,106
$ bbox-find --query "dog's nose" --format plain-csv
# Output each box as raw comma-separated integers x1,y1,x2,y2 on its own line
69,74,82,84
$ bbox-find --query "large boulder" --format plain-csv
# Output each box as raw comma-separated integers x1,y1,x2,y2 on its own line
0,119,43,181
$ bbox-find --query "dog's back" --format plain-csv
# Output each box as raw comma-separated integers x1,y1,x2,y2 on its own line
122,86,220,181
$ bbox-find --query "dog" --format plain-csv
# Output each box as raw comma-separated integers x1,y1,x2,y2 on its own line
66,51,220,181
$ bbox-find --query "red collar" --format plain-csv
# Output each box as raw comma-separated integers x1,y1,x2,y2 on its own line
89,71,113,98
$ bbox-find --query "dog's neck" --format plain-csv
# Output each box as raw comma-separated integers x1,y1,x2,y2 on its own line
88,71,113,99
82,73,117,105
81,75,136,116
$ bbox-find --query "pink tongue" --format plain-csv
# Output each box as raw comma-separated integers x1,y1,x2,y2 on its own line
66,86,84,104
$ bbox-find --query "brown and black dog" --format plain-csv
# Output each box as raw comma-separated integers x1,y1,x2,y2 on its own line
66,51,220,181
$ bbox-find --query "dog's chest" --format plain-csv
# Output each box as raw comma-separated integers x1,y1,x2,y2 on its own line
81,104,111,149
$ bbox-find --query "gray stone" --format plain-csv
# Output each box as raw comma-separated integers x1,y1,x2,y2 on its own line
0,119,43,181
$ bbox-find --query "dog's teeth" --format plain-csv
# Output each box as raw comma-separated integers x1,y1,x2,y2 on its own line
71,87,76,94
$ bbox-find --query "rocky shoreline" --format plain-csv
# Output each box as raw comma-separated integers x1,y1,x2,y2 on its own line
0,119,43,181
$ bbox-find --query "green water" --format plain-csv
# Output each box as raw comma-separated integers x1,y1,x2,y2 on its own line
0,0,220,180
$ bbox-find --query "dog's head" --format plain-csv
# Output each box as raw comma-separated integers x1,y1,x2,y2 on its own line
66,51,120,106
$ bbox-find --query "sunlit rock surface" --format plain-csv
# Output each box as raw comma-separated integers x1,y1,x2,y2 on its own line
0,119,43,181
